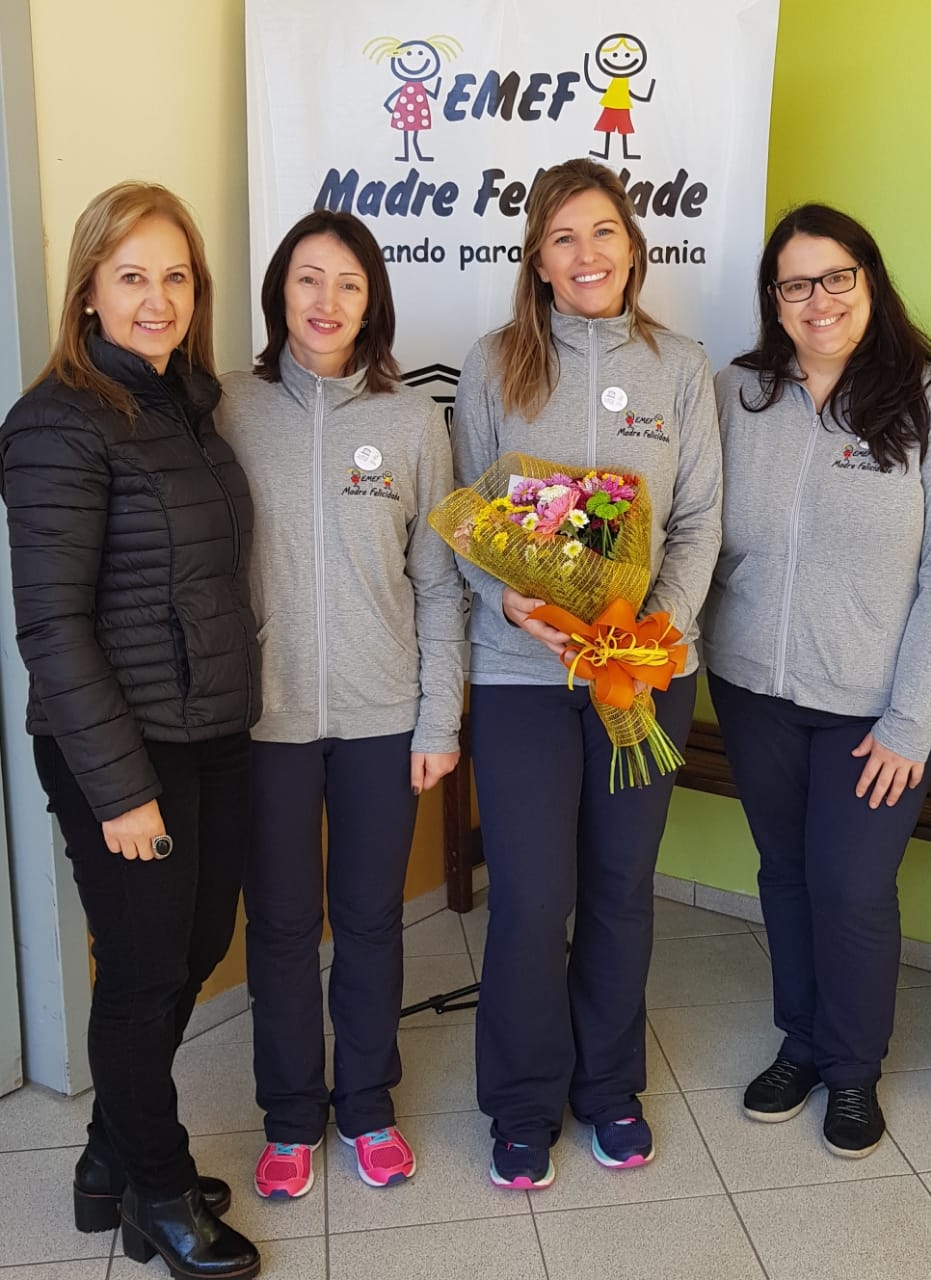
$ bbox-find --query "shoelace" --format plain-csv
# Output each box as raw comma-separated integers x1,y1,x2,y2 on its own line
272,1143,301,1155
830,1089,872,1122
758,1057,805,1089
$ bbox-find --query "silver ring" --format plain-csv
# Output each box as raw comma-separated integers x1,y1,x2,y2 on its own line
151,834,173,859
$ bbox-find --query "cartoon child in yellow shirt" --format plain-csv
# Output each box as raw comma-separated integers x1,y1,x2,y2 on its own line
584,33,656,161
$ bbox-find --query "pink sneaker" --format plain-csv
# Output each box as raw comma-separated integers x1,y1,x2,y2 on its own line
338,1126,416,1187
254,1139,323,1198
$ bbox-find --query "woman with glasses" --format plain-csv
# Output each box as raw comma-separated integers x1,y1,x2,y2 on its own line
703,204,931,1158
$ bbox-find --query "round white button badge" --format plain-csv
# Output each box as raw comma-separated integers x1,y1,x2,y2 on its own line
354,445,383,470
601,386,629,413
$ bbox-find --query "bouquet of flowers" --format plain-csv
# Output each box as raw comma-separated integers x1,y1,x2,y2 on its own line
429,452,686,788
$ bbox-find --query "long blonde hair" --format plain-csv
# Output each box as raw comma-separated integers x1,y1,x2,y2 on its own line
32,181,216,414
498,158,660,419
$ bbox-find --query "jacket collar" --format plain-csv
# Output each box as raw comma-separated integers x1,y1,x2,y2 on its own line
549,307,633,357
278,342,368,411
89,334,220,417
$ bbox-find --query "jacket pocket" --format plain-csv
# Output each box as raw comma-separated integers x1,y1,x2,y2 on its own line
169,607,191,699
786,559,889,694
703,553,780,668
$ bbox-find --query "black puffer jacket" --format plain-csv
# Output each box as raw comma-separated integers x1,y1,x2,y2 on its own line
0,337,261,820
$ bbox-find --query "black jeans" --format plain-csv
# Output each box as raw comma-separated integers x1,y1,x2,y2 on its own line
709,673,931,1086
34,731,251,1196
245,734,418,1143
470,675,697,1148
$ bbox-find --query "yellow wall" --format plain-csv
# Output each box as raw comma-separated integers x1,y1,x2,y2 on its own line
28,0,252,377
27,0,449,1002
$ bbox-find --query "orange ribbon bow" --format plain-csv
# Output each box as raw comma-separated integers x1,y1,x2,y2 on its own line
529,598,687,710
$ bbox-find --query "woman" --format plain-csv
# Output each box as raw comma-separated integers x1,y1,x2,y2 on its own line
219,210,463,1197
704,204,931,1158
452,157,721,1187
0,183,262,1277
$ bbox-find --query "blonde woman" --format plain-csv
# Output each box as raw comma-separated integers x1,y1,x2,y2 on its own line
452,157,721,1187
0,182,261,1278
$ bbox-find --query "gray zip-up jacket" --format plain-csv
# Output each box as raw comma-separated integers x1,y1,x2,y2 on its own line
451,309,722,685
703,362,931,761
218,346,464,752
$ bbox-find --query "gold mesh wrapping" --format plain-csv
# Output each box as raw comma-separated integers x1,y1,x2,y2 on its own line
430,452,684,787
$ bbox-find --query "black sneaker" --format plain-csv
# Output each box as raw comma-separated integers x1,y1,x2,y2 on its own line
823,1085,885,1158
743,1056,822,1121
489,1140,555,1189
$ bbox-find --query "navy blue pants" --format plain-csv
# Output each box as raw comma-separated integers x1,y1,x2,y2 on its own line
708,673,931,1086
245,734,417,1142
470,675,696,1148
34,732,251,1196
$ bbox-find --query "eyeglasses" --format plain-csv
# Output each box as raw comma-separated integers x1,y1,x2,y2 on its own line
771,265,862,303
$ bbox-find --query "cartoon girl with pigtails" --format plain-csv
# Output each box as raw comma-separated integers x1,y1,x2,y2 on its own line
363,35,462,162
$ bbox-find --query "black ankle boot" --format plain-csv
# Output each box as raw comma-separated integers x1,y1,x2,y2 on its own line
74,1148,232,1233
121,1184,260,1279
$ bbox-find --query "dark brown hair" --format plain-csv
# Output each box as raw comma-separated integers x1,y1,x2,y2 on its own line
735,203,931,471
254,210,400,393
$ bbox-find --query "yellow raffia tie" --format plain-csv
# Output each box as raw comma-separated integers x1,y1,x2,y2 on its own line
565,627,672,690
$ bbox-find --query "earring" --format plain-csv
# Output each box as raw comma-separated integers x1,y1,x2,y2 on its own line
84,306,95,316
359,319,368,328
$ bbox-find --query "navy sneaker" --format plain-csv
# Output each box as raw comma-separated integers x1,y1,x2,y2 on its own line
489,1140,555,1189
591,1117,655,1168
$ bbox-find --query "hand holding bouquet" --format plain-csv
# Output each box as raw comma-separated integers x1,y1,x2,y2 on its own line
429,452,686,788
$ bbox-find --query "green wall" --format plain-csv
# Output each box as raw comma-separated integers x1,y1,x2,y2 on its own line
656,0,931,943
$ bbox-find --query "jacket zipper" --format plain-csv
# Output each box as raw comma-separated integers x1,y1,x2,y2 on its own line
161,376,243,575
155,374,252,722
587,319,598,467
774,412,820,696
312,377,328,738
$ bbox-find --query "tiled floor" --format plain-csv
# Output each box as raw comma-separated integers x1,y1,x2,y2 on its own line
4,894,931,1279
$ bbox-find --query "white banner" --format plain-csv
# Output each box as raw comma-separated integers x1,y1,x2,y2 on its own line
246,0,779,405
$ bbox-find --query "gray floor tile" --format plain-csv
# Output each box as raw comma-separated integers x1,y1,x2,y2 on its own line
325,1110,530,1234
899,963,931,989
403,909,469,957
460,889,488,960
534,1195,766,1280
0,1081,92,1154
687,1085,910,1192
882,1070,931,1172
644,1022,679,1095
887,986,931,1071
648,1000,780,1091
111,1235,326,1280
0,1147,114,1266
174,1038,263,1137
646,934,773,1009
532,1097,723,1213
110,1130,325,1262
394,1023,477,1116
330,1216,547,1280
0,1265,111,1280
653,897,751,939
185,1008,253,1049
191,1129,326,1244
734,1175,931,1280
400,954,479,1027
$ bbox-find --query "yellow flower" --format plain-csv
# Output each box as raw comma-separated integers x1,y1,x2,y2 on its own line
492,531,508,551
563,539,584,559
491,497,514,513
